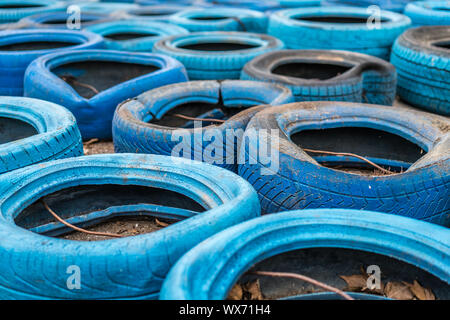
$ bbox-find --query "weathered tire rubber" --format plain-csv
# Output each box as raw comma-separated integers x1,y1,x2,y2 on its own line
77,2,138,14
203,0,281,11
268,7,411,60
152,31,284,80
322,0,411,12
112,80,294,172
279,0,322,8
86,20,188,52
160,209,450,299
241,49,396,105
19,11,117,29
169,7,268,33
0,0,64,23
390,26,450,116
404,1,450,26
238,101,450,226
0,96,82,175
0,153,260,300
0,29,103,96
24,50,188,140
125,5,194,22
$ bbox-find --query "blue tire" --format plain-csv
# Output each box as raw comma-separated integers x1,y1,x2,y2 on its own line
152,31,284,80
125,5,195,22
202,0,281,11
404,1,450,26
241,49,396,105
77,2,138,14
160,209,450,299
169,8,268,33
279,0,322,7
268,7,411,60
0,153,260,299
85,20,188,52
112,80,294,172
0,29,103,96
19,11,117,29
24,50,188,140
0,0,64,23
238,101,450,226
391,26,450,116
322,0,411,12
0,96,82,175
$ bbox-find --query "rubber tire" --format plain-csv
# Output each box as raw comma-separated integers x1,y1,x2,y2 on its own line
124,5,195,23
0,0,64,23
279,0,321,8
86,20,188,52
203,0,281,11
77,2,139,14
268,7,411,60
0,96,82,175
112,80,294,172
0,153,260,300
152,31,284,80
169,8,268,33
24,50,188,140
159,209,450,299
404,1,450,26
18,11,118,29
238,101,450,226
0,29,103,96
322,0,411,12
390,26,450,116
241,49,396,105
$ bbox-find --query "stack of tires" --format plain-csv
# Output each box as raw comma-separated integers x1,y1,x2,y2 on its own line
0,0,448,302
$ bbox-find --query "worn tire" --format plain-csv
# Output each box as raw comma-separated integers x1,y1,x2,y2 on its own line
160,209,450,299
268,7,411,60
153,31,284,80
0,153,260,299
124,5,195,22
279,0,321,8
112,80,294,172
390,26,450,116
19,11,117,29
169,7,268,33
24,50,188,140
238,101,450,226
85,20,188,52
241,49,396,105
0,29,103,96
77,2,138,14
404,1,450,26
0,96,82,175
322,0,411,12
0,0,64,23
203,0,281,11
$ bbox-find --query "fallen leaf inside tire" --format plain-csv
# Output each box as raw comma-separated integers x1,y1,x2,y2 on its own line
244,279,264,300
340,274,367,291
405,280,435,300
385,282,414,300
227,284,243,300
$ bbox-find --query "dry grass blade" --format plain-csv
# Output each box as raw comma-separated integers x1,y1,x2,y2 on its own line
252,271,355,301
42,200,123,239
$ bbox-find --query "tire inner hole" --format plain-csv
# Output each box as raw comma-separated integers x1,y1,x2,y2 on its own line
0,117,37,144
0,4,43,8
150,94,248,128
191,16,228,21
272,62,352,80
291,127,425,175
15,184,205,241
178,42,258,51
295,15,388,23
433,41,450,50
104,32,158,41
52,61,160,99
230,248,449,300
43,18,98,25
0,40,79,51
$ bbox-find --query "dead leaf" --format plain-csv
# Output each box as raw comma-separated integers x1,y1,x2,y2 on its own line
340,274,367,291
385,282,414,300
244,280,264,300
155,219,169,227
227,284,243,300
405,280,435,300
